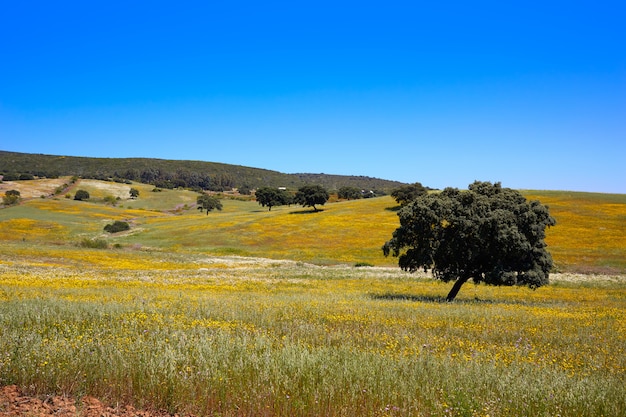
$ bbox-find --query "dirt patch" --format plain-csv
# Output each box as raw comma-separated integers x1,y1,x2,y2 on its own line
0,386,188,417
0,179,68,199
78,180,131,199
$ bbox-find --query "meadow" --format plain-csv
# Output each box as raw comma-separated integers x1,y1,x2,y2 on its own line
1,179,625,416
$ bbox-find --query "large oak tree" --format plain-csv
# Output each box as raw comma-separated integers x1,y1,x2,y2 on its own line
294,185,329,212
255,187,292,211
383,181,556,301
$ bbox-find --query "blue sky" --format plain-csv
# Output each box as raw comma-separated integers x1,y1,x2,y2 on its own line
1,1,624,193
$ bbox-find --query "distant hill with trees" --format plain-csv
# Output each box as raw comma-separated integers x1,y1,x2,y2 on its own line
0,150,406,193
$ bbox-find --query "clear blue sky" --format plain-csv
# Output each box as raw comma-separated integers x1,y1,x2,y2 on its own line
1,1,624,193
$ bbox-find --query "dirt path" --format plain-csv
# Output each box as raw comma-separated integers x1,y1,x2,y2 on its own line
0,385,187,417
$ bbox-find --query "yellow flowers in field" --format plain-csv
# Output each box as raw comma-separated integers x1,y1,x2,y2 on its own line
1,185,626,415
523,192,626,272
0,218,68,241
1,257,625,416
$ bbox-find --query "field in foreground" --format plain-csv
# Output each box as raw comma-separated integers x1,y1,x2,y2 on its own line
1,252,625,417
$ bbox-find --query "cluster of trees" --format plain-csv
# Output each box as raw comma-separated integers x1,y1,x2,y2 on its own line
336,186,384,200
112,169,237,192
1,173,35,181
255,185,330,212
390,182,428,206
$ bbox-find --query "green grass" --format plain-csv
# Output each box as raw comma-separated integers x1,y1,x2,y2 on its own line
1,182,625,271
0,259,624,416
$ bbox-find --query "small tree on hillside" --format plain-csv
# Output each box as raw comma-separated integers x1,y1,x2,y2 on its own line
294,185,329,212
238,184,252,195
197,194,223,215
255,187,292,211
383,181,556,301
2,190,21,206
391,182,427,206
104,220,130,233
74,190,90,201
129,188,140,199
338,186,363,200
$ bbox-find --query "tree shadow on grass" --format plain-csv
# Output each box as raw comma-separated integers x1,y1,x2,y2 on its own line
385,205,402,212
370,293,543,305
289,209,325,215
371,293,447,303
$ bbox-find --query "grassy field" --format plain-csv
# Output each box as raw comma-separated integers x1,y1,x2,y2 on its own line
0,256,624,417
522,191,626,273
1,178,625,271
1,179,625,416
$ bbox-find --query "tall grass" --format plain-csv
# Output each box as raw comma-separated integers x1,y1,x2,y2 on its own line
1,259,624,416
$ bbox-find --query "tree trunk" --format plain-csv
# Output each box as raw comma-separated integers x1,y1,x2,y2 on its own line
446,276,470,302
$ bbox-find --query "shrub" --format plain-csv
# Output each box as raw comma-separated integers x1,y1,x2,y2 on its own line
74,190,90,201
103,195,118,205
2,190,20,206
2,173,19,181
54,184,69,195
104,221,130,233
238,184,252,195
79,238,108,249
338,186,363,200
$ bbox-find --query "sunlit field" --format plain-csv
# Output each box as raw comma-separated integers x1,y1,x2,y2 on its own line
1,256,625,417
2,179,625,271
522,191,626,273
1,179,625,416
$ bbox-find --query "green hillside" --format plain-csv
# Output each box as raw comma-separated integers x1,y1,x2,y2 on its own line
1,178,625,272
0,150,405,192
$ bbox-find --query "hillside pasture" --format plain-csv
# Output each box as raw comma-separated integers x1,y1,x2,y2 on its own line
523,191,626,273
1,181,626,271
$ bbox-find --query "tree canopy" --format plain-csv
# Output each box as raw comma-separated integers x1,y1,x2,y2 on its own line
129,188,139,199
391,182,427,206
2,190,20,206
74,190,90,201
294,185,329,211
338,186,363,200
197,194,223,214
383,181,556,301
255,187,292,211
104,220,130,233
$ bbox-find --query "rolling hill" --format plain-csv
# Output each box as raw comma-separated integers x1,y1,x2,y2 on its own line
1,177,625,273
0,150,406,192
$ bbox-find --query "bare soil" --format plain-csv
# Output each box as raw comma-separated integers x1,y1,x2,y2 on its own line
0,386,189,417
